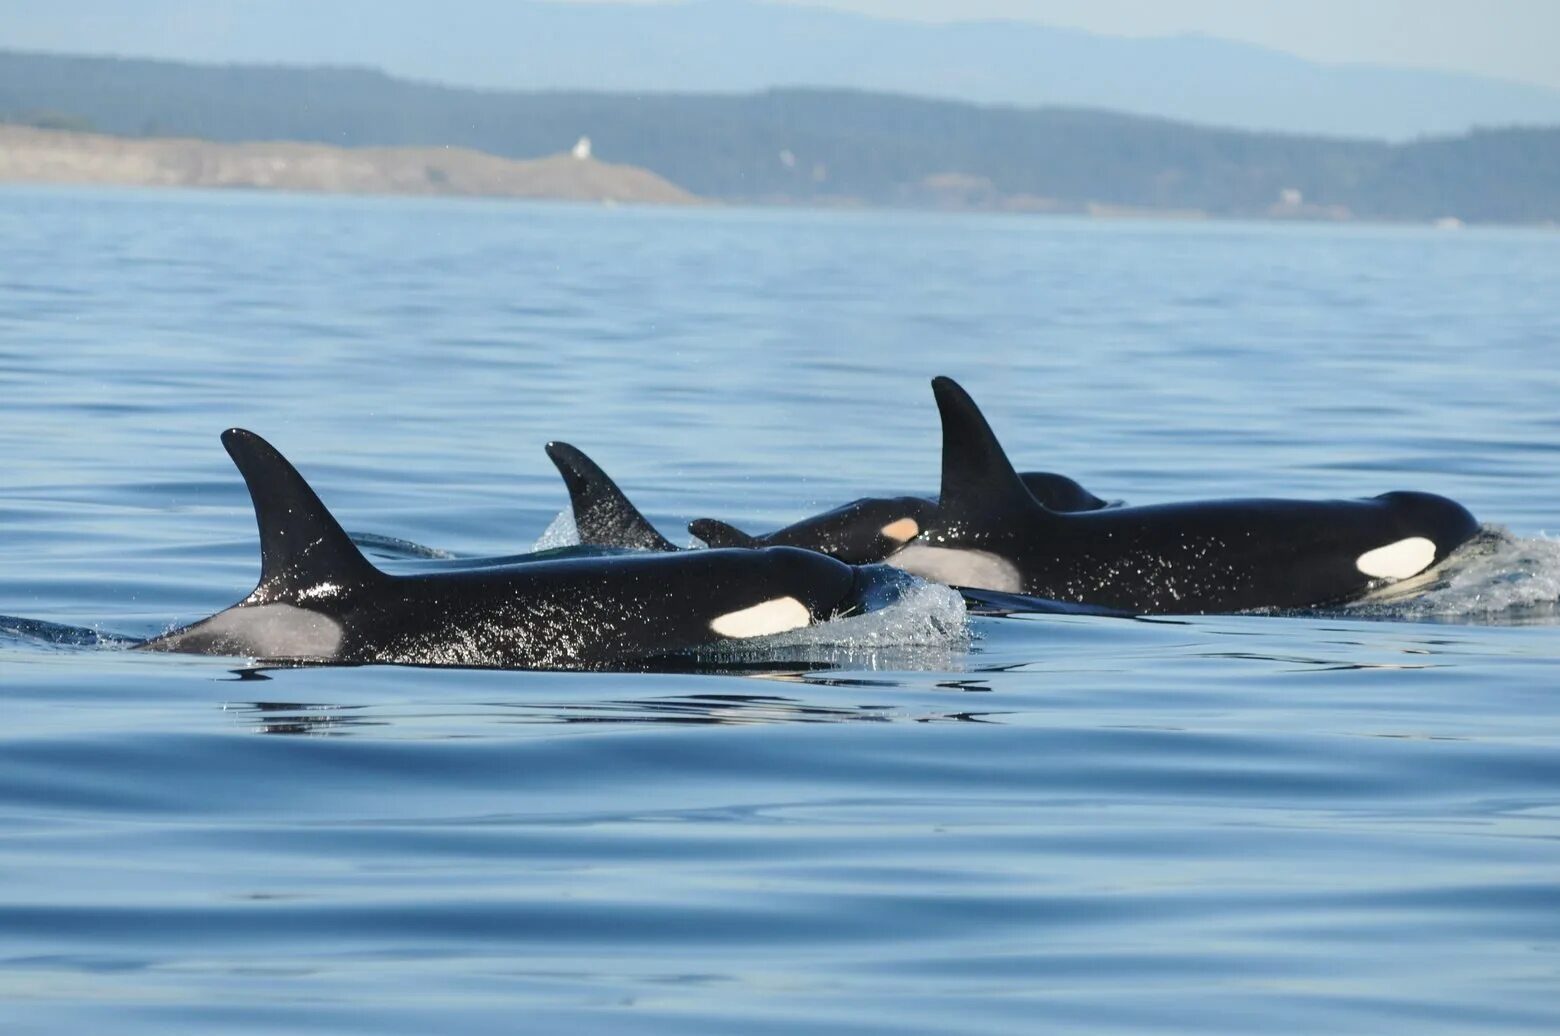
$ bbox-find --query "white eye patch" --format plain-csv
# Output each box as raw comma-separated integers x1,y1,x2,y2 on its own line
1356,537,1436,580
709,596,812,639
879,517,920,542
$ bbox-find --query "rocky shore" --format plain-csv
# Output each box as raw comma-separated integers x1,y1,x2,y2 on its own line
0,124,698,205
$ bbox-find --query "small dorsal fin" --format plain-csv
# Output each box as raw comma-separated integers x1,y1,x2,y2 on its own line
1017,471,1109,512
931,376,1052,530
688,518,761,548
544,442,676,552
221,429,381,597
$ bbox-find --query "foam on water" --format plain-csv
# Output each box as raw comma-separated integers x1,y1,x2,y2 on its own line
1344,527,1560,624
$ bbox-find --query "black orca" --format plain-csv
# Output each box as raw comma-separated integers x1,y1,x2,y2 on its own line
892,377,1481,614
136,430,895,668
689,472,1110,565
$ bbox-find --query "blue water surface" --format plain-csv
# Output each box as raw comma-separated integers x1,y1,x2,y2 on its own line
3,185,1560,1034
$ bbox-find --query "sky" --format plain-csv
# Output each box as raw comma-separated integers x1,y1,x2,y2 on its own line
585,0,1560,90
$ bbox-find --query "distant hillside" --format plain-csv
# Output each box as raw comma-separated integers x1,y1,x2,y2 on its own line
2,51,1557,223
0,125,697,204
8,0,1560,140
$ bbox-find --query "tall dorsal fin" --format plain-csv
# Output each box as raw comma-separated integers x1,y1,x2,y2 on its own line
931,376,1052,532
221,429,382,597
544,442,676,552
688,518,761,548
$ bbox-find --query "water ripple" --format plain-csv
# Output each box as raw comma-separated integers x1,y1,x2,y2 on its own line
2,190,1559,1034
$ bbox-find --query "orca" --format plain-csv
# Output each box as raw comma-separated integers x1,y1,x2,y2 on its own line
689,472,1110,565
136,430,896,668
892,377,1480,614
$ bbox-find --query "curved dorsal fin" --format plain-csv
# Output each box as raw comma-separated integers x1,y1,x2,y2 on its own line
544,442,676,552
931,376,1052,531
688,518,761,549
1016,471,1109,512
221,429,381,597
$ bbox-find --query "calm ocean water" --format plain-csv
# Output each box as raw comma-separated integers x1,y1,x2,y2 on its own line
3,185,1560,1034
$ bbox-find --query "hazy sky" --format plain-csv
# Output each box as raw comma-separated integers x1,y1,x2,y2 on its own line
4,0,1557,92
586,0,1560,90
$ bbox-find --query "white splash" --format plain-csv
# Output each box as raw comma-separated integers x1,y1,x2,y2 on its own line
531,507,581,551
1345,527,1560,624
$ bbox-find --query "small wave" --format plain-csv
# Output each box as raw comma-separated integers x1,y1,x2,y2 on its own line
0,615,136,649
530,507,580,551
349,531,457,560
1343,527,1560,624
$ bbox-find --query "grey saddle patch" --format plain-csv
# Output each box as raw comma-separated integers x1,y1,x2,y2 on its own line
169,603,345,660
887,544,1023,593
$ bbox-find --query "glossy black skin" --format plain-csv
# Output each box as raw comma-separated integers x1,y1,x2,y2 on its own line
690,471,1111,565
916,377,1481,615
1016,472,1111,514
143,544,863,668
934,491,1478,614
138,430,870,669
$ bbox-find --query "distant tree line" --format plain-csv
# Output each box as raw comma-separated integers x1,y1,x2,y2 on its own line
1,49,1556,222
6,108,95,133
